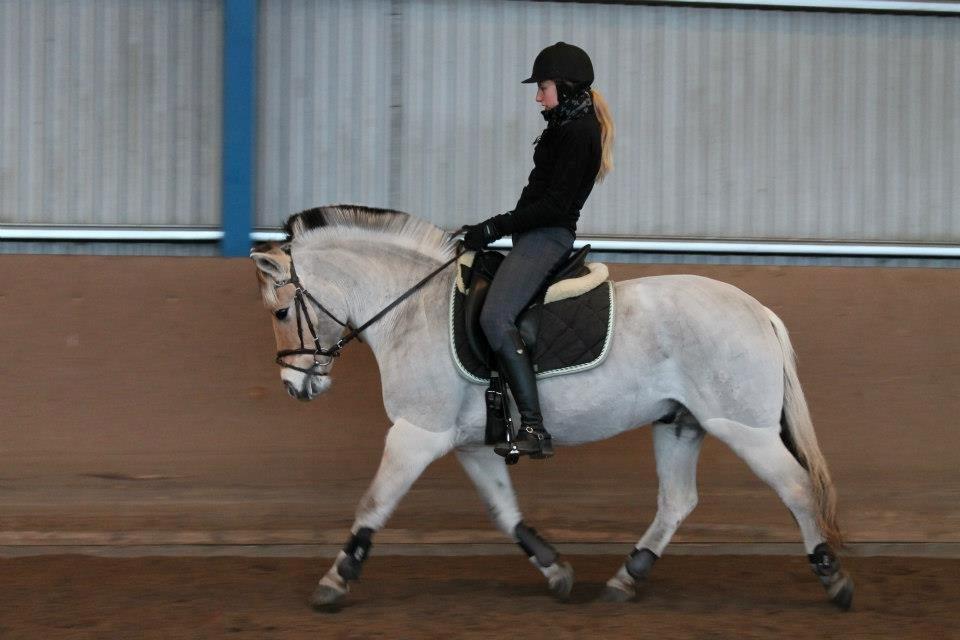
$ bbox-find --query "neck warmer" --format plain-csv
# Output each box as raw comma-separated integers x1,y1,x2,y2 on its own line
541,87,594,129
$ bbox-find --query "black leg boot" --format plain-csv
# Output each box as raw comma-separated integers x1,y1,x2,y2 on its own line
494,328,554,459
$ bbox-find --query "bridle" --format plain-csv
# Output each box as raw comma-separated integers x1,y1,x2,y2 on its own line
272,242,465,375
272,254,354,374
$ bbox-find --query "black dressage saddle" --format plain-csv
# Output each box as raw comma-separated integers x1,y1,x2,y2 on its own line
462,244,592,369
451,243,613,384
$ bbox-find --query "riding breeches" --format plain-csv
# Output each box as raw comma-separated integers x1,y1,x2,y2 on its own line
479,225,576,352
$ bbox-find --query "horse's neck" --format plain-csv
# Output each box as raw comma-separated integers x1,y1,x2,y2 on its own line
318,241,449,354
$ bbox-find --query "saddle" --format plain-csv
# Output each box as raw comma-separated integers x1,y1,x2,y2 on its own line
449,244,615,383
449,245,614,461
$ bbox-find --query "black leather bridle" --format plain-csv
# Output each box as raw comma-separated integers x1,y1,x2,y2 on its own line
273,243,464,375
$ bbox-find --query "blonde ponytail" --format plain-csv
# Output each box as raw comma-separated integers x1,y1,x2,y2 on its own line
591,88,615,183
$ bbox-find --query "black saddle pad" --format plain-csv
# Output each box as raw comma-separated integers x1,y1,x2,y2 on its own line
449,279,615,384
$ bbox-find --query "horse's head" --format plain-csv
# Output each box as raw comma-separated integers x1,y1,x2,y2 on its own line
250,243,347,401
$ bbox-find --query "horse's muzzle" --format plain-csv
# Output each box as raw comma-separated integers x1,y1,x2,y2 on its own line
284,375,329,401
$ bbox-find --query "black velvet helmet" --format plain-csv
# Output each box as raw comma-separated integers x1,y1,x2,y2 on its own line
521,42,594,85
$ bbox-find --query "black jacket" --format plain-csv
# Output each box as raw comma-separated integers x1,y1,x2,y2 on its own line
500,114,602,236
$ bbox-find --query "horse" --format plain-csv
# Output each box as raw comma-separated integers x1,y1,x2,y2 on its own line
249,204,854,611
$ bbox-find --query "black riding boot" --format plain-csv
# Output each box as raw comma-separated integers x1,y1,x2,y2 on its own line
495,328,554,459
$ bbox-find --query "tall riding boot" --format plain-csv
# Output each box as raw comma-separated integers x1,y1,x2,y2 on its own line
495,328,554,459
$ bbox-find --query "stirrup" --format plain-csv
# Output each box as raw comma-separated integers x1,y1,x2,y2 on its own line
513,425,554,459
493,440,522,465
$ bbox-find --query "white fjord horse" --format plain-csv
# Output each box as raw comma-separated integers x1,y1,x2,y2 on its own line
250,205,853,611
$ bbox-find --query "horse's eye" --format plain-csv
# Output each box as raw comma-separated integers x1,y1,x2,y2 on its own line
274,308,289,320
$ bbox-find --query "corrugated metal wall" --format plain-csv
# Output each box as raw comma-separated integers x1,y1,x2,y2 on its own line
256,0,392,228
2,0,957,250
0,0,222,227
259,0,960,242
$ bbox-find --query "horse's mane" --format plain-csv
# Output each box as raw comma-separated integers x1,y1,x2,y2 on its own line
283,204,456,262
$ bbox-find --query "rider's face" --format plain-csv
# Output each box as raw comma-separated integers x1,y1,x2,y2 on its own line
536,80,559,110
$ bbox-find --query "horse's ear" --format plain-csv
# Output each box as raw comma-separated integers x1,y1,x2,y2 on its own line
250,250,289,283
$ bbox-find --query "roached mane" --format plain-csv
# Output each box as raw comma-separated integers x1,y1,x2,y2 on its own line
283,204,457,263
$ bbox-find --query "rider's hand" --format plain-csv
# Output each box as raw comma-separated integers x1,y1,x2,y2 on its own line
462,224,487,251
462,215,510,251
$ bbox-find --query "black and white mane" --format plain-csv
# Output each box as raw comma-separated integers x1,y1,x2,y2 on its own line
283,205,457,263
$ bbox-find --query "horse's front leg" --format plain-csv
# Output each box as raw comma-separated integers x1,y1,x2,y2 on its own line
311,418,454,610
455,445,574,601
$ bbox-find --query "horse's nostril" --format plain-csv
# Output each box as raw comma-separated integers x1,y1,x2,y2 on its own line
285,381,298,398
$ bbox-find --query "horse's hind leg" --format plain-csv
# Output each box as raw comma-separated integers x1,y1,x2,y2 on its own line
311,418,454,610
700,417,853,610
601,417,705,602
456,445,574,601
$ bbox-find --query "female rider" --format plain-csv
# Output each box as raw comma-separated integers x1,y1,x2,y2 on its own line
462,42,615,460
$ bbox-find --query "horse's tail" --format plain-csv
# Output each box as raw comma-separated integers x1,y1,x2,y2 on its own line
765,307,843,549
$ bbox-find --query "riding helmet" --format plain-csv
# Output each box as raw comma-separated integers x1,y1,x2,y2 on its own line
521,42,594,85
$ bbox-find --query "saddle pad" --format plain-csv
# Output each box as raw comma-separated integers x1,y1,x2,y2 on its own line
448,278,615,384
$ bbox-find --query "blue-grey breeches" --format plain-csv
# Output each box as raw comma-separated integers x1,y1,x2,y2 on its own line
479,226,576,352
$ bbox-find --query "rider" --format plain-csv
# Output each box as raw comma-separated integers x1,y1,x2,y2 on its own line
462,42,614,459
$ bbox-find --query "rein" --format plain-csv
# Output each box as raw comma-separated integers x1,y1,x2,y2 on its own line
274,242,465,374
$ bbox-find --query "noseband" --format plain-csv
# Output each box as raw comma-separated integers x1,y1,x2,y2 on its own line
272,243,464,375
273,256,353,374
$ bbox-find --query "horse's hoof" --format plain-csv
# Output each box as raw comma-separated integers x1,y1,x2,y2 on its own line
545,561,574,601
310,584,347,611
828,571,854,611
597,584,635,603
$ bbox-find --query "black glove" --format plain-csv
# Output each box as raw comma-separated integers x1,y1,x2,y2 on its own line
461,224,488,251
462,214,512,251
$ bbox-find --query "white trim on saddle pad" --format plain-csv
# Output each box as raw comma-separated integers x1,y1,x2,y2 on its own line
455,250,609,304
448,277,617,385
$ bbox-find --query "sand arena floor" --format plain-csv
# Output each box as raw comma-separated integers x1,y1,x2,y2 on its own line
1,554,957,639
